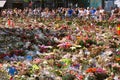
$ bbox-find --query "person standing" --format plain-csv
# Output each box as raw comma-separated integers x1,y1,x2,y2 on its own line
68,8,73,18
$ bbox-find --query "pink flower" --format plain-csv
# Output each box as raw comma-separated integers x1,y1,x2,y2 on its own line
96,68,106,73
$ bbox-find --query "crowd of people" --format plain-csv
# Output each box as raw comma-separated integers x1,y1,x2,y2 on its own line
0,7,120,80
1,7,120,21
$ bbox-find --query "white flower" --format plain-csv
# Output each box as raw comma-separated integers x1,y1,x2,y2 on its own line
70,47,76,50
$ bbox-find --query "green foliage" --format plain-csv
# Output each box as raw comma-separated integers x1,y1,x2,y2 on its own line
67,21,72,25
62,73,75,80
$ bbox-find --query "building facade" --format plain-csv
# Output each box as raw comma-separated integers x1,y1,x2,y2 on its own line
4,0,105,9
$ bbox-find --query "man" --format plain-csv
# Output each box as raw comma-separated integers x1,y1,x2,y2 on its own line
68,8,73,17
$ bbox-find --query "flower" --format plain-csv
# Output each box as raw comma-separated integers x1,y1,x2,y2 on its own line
75,74,84,80
96,68,106,73
115,51,120,62
0,64,2,68
33,58,41,64
57,42,72,49
86,68,108,80
115,58,120,61
86,67,106,74
86,68,97,73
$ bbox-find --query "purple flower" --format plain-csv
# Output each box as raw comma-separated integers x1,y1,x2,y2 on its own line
117,51,120,55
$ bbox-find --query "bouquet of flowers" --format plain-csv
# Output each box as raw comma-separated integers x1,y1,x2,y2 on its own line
86,68,97,73
62,73,75,80
86,67,108,80
57,42,72,49
112,63,120,74
115,51,120,63
94,68,108,80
